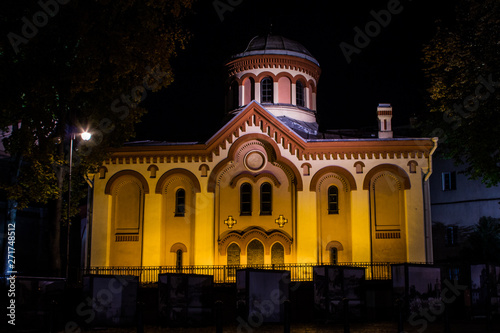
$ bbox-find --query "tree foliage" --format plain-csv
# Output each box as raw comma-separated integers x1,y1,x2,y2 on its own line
0,0,194,274
462,216,500,264
421,0,500,186
1,0,193,206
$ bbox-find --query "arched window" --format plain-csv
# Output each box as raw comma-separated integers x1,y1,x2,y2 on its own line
109,176,144,266
240,183,252,215
175,188,185,216
247,239,264,266
227,243,240,278
176,249,183,270
271,243,285,265
261,77,273,103
296,81,304,107
330,247,338,264
328,185,339,214
114,180,142,233
372,173,403,229
227,243,241,266
260,182,272,215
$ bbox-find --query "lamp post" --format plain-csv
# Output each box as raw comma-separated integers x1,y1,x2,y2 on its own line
66,130,91,280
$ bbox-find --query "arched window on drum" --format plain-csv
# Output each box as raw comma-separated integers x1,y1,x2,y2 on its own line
296,80,305,107
261,77,273,103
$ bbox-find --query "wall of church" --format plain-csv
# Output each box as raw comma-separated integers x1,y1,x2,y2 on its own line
212,134,296,266
90,123,433,269
109,175,144,266
90,163,217,268
158,176,196,266
216,176,294,265
299,156,429,265
91,177,111,267
88,34,435,272
369,171,407,262
316,175,353,264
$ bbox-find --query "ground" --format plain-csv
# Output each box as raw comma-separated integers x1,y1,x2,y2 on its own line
68,318,500,333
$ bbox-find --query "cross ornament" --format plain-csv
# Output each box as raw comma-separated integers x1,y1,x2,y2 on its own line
275,215,288,228
225,216,237,229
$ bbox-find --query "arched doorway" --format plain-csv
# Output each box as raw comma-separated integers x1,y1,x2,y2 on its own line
247,239,264,266
176,249,183,271
271,242,284,265
227,243,241,266
330,247,338,264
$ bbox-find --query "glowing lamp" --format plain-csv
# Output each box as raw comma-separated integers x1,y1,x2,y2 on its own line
81,131,91,141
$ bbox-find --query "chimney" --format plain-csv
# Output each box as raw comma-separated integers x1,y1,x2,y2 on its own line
377,103,393,138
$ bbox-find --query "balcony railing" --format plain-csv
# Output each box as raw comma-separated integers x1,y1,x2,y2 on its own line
84,262,419,285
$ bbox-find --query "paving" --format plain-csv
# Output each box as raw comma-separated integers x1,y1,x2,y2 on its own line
73,319,500,333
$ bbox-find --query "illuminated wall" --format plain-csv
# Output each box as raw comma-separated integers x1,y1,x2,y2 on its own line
109,174,144,266
89,103,436,268
89,35,436,268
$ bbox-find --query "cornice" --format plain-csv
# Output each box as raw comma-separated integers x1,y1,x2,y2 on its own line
105,103,435,165
225,54,321,82
299,139,435,161
106,138,433,165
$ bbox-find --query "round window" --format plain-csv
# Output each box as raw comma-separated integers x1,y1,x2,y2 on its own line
244,150,266,171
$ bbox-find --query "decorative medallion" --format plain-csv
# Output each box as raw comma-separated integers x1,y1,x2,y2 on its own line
275,215,288,228
244,150,266,172
224,216,237,229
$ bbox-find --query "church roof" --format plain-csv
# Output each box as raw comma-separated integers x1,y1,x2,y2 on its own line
231,34,319,66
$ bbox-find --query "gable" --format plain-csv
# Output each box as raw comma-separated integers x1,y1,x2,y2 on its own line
204,101,308,158
105,101,436,165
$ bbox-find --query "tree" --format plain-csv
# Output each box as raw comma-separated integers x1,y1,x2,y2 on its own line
462,217,500,264
420,0,500,186
0,0,194,276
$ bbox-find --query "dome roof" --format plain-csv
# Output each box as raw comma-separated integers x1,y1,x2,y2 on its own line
232,35,319,66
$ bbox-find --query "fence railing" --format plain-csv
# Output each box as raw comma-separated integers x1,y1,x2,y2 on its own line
85,262,418,285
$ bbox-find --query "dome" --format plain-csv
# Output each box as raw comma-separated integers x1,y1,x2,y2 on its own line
232,34,319,66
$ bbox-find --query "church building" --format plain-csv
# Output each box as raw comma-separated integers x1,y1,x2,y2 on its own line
88,35,438,277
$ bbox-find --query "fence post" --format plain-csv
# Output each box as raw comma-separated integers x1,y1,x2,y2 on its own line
443,301,451,333
396,298,404,333
136,301,144,333
85,262,405,286
215,300,223,333
343,298,350,333
284,299,291,333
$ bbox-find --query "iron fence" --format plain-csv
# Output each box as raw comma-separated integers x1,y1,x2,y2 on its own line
85,262,420,285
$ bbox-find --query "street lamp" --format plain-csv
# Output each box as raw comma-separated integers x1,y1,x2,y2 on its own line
66,130,91,280
81,131,91,141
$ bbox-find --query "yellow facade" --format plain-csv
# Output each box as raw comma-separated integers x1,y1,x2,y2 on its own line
89,102,436,268
89,35,437,270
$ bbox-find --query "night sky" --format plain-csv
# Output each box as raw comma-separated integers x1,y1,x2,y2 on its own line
135,0,455,142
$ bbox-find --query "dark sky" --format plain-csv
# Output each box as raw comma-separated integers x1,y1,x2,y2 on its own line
135,0,456,142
